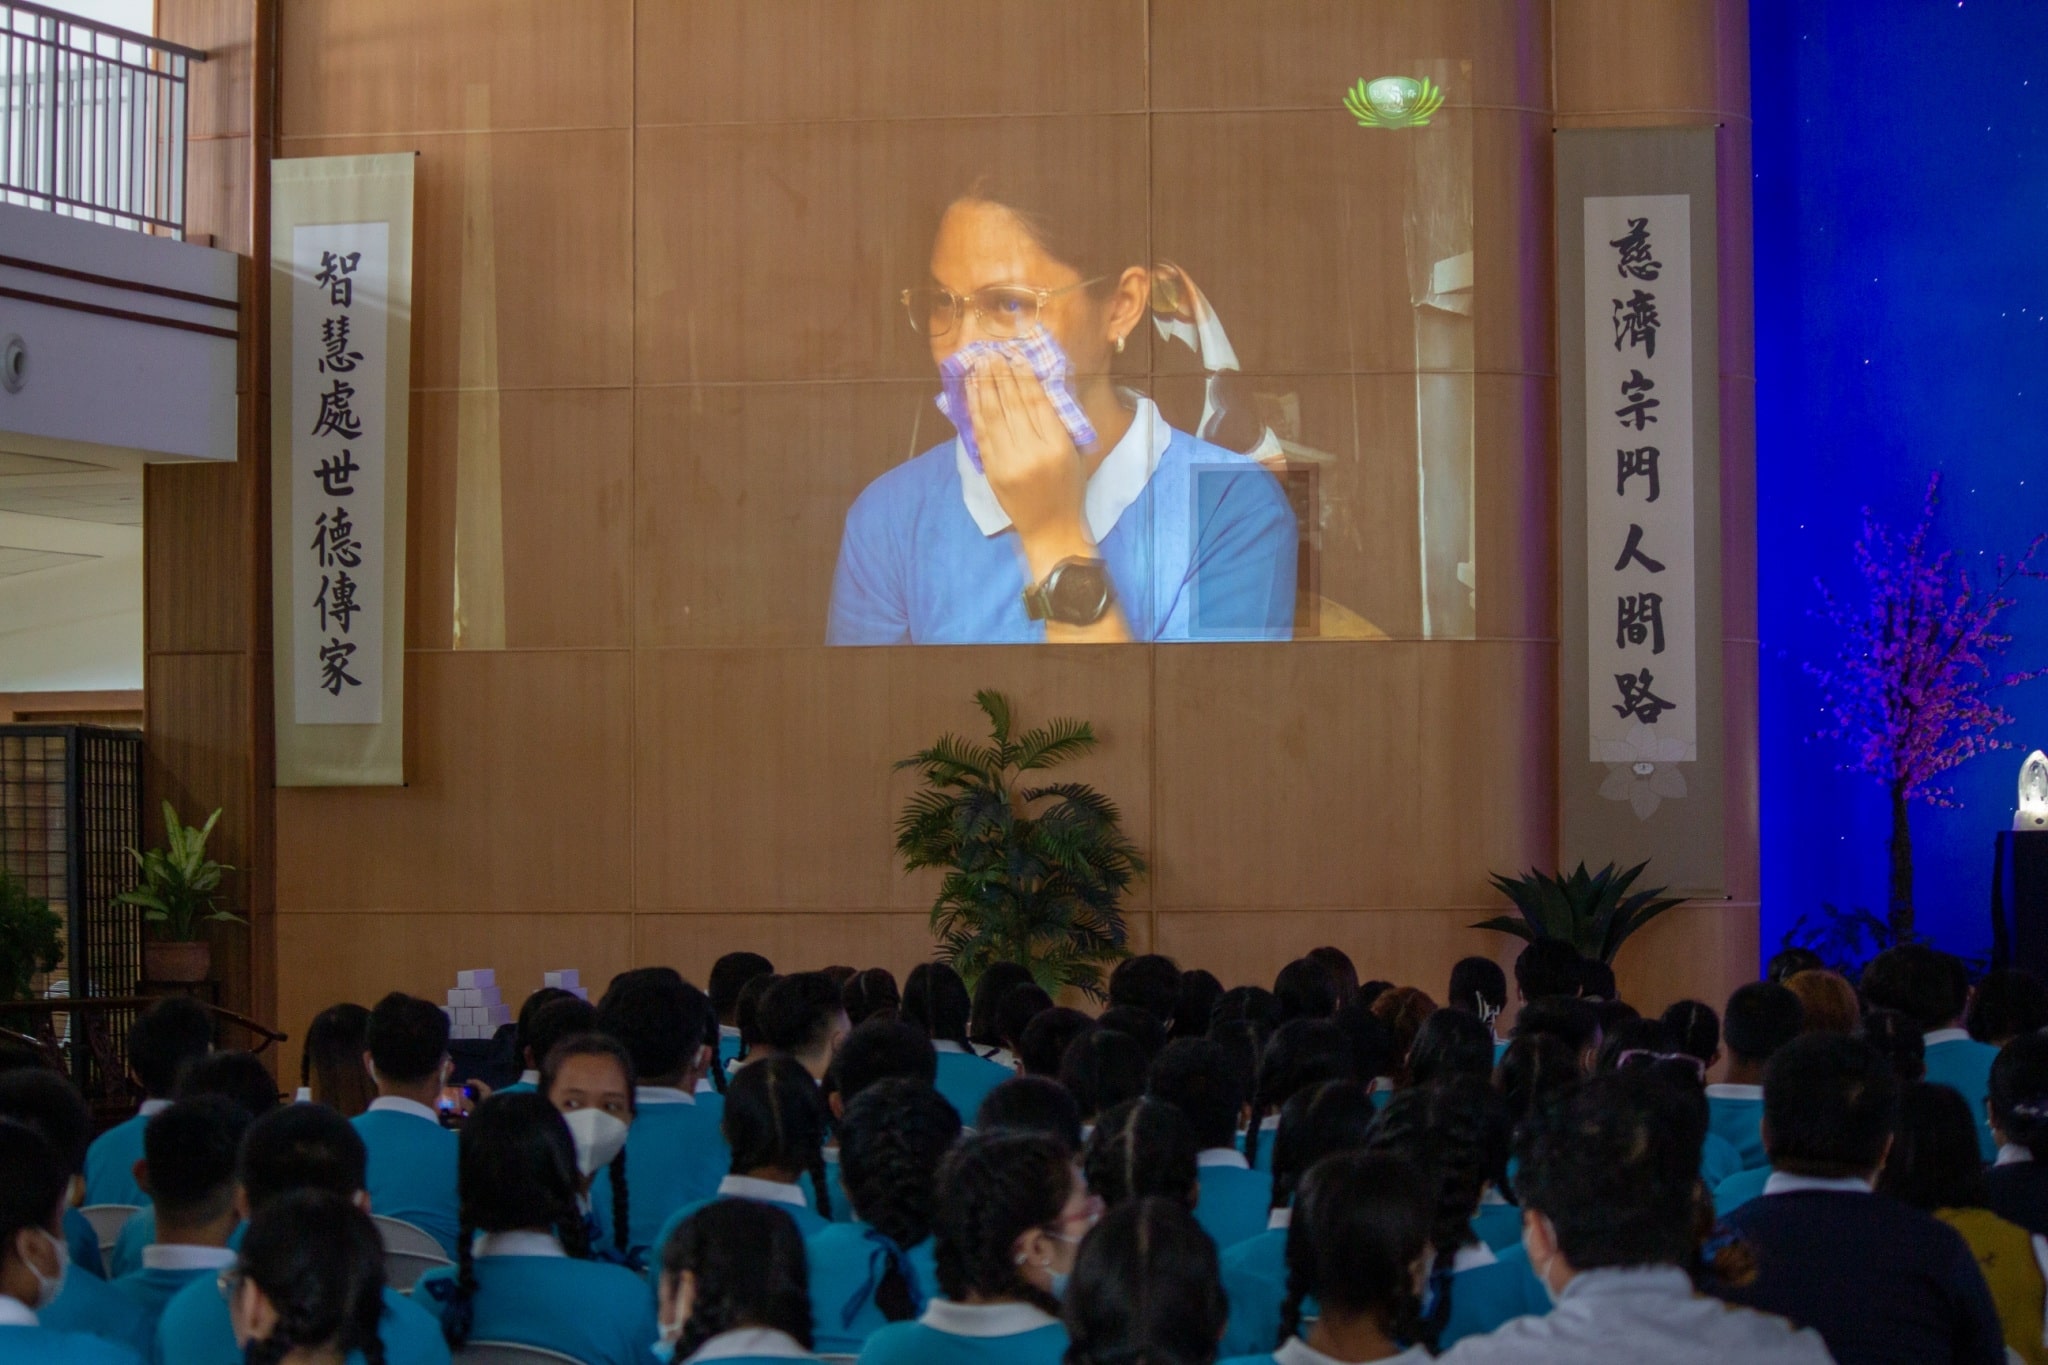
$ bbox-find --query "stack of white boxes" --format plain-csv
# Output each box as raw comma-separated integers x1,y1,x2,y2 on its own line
443,969,513,1040
542,969,589,1001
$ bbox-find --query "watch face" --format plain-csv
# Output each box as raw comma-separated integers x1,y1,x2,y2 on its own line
1049,562,1111,624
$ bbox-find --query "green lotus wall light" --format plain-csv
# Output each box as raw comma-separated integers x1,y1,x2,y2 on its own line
1344,76,1445,129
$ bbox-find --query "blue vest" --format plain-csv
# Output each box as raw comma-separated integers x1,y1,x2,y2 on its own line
155,1277,451,1365
351,1108,462,1257
1700,1131,1745,1190
84,1112,152,1208
1194,1163,1274,1250
593,1096,729,1260
40,1261,153,1358
1436,1255,1545,1348
933,1051,1011,1128
1471,1199,1524,1252
414,1255,657,1365
806,1223,939,1356
0,1323,144,1365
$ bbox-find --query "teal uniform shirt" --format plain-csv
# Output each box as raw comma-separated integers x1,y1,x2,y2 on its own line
40,1261,152,1358
1218,1223,1290,1358
1706,1086,1767,1170
932,1047,1011,1127
110,1256,234,1348
856,1300,1067,1365
0,1320,145,1365
351,1100,461,1257
63,1207,107,1279
1700,1131,1745,1190
85,1108,161,1208
1923,1030,2001,1162
107,1211,244,1282
155,1277,450,1365
645,1181,829,1294
1243,1119,1280,1174
1194,1155,1274,1250
593,1089,729,1261
1472,1196,1524,1252
1714,1164,1773,1218
1435,1246,1546,1349
495,1071,540,1097
718,1028,743,1070
806,1223,939,1356
415,1247,656,1365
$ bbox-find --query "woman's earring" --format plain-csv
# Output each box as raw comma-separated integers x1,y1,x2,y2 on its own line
1113,334,1126,355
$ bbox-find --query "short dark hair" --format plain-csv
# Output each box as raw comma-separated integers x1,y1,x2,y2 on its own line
1448,957,1508,1017
1058,1027,1148,1122
1172,970,1224,1041
144,1094,250,1220
512,988,575,1064
902,963,972,1046
993,983,1053,1054
1967,969,2048,1045
1246,1019,1359,1167
177,1050,283,1118
1210,986,1283,1038
1273,958,1339,1023
1860,1007,1928,1083
1577,958,1617,1002
1063,1198,1224,1365
127,996,214,1096
0,1069,90,1173
1306,947,1361,1009
1097,1006,1168,1063
1766,946,1823,983
524,996,599,1072
975,1076,1082,1153
1406,1008,1495,1088
1722,981,1804,1065
596,971,710,1081
829,1017,937,1103
1148,1038,1243,1152
364,993,449,1085
1860,944,1966,1032
1990,1029,2048,1159
968,963,1037,1047
1082,1098,1197,1207
1514,939,1584,1001
1761,1033,1898,1178
1108,955,1182,1026
1660,999,1720,1065
239,1103,368,1210
0,1120,67,1246
1878,1081,1987,1212
708,952,775,1023
1510,996,1601,1055
1515,1071,1700,1270
758,971,847,1059
1019,1008,1097,1078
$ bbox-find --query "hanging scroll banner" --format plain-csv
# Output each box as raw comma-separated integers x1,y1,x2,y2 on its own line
1556,129,1724,895
270,154,414,786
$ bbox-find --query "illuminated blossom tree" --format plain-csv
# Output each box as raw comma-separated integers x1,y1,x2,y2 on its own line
1807,473,2044,939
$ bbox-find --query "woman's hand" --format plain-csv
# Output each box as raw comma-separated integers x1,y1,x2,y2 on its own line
967,354,1098,579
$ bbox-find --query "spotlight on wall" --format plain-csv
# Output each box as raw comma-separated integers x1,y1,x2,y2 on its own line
1344,76,1445,130
2019,750,2048,831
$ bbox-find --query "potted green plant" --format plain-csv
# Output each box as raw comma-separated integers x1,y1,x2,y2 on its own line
895,690,1144,999
116,802,242,983
0,865,63,1004
1472,860,1686,965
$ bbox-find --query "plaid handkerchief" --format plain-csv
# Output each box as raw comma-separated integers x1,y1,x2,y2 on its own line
935,324,1098,472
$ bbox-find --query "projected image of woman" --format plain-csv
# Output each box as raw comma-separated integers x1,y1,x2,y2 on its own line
826,178,1297,645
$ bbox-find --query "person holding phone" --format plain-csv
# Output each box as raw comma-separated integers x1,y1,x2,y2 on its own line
827,175,1296,646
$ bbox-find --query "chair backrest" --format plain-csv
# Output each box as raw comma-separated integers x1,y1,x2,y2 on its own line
372,1215,452,1292
78,1204,141,1255
454,1343,587,1365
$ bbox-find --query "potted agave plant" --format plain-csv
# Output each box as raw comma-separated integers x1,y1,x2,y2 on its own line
116,803,242,983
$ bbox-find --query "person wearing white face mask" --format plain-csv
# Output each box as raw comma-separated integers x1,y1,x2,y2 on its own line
655,1199,821,1363
540,1032,638,1269
856,1131,1093,1365
0,1119,142,1365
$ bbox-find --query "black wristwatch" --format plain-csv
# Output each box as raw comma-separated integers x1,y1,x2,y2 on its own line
1023,557,1115,626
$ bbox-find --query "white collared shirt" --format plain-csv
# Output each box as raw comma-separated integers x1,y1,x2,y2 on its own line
367,1095,442,1124
931,1041,971,1055
1267,1207,1292,1231
917,1299,1061,1338
718,1175,808,1209
1762,1172,1873,1196
1196,1147,1250,1170
515,1070,540,1087
637,1085,696,1106
1924,1027,1972,1046
683,1328,813,1362
141,1244,237,1272
1704,1083,1763,1101
1451,1242,1499,1273
956,396,1170,542
719,1025,741,1041
474,1230,566,1259
2000,1143,2036,1167
138,1098,172,1118
1275,1338,1432,1365
0,1294,38,1327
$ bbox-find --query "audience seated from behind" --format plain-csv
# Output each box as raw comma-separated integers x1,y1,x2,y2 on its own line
538,1031,640,1269
1150,1038,1273,1250
903,963,1012,1124
109,1097,250,1339
1983,1029,2048,1237
1057,1028,1146,1131
155,1103,449,1365
350,992,462,1258
414,1093,656,1365
1082,1097,1198,1212
221,1190,390,1365
656,1197,822,1363
1711,1032,2004,1365
1506,997,1603,1077
710,952,777,1072
1019,1008,1098,1082
0,1120,146,1365
1109,955,1186,1032
1068,1198,1228,1365
1243,1021,1358,1173
758,971,854,1083
1174,969,1225,1042
969,963,1038,1066
1863,944,2001,1161
297,1003,375,1115
84,996,213,1208
807,1078,958,1356
1707,980,1803,1171
1596,1019,1743,1189
1435,1070,1833,1365
841,967,902,1028
1511,940,1585,1014
1965,968,2048,1047
1447,957,1510,1062
498,990,592,1094
855,1131,1089,1365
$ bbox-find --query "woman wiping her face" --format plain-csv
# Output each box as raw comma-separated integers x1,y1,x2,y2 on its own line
828,176,1297,646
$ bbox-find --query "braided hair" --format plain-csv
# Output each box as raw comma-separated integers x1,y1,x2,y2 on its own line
436,1093,592,1348
723,1056,832,1220
540,1031,639,1258
660,1198,813,1359
1243,1020,1356,1168
1361,1078,1511,1350
1082,1096,1198,1208
236,1190,388,1365
838,1078,962,1321
931,1130,1072,1316
1278,1152,1430,1352
1268,1079,1377,1212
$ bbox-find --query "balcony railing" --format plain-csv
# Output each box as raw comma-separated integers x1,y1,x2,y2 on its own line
1,0,205,237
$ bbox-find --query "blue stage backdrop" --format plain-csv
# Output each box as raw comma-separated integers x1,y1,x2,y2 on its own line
1753,0,2048,964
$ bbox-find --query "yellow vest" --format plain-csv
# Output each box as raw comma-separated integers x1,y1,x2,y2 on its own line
1939,1206,2048,1365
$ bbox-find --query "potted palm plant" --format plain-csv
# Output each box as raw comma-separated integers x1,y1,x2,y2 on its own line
895,690,1144,999
116,802,242,983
